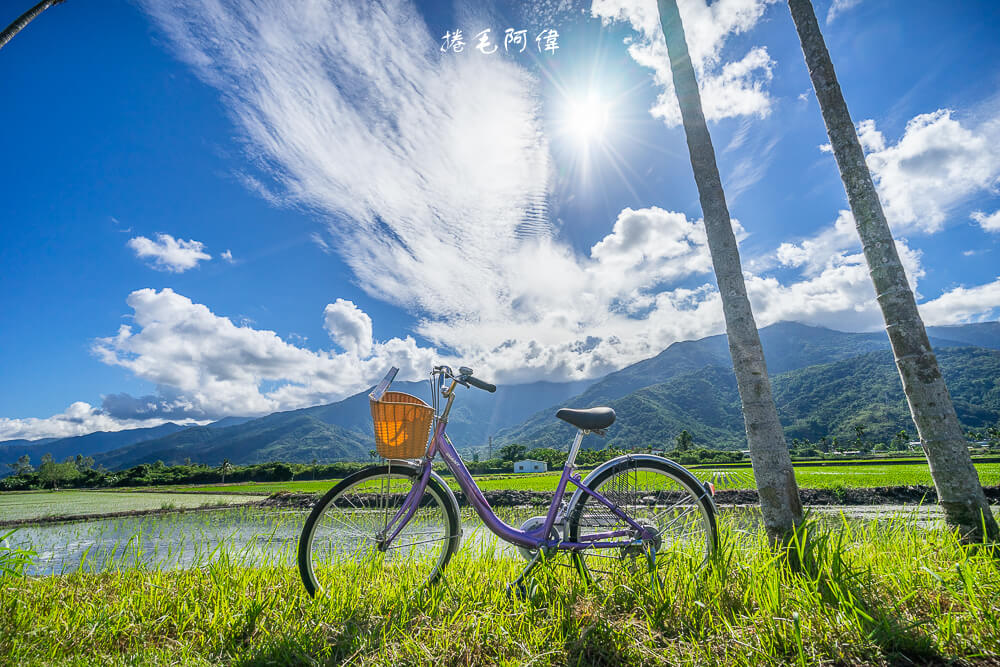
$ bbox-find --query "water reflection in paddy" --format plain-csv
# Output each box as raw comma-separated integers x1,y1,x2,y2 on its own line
5,504,964,576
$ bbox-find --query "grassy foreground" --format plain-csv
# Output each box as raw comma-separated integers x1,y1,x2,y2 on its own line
3,516,1000,666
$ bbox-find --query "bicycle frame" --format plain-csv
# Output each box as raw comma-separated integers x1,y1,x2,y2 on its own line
381,416,657,553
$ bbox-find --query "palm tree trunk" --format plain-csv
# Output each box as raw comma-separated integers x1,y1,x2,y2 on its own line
787,0,997,541
0,0,64,51
656,0,803,542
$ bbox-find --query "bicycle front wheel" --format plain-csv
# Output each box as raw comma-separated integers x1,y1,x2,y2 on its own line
567,457,717,588
297,463,460,597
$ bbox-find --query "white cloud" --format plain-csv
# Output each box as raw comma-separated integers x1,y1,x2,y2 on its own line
826,0,862,24
855,118,885,152
131,1,734,385
782,107,1000,279
128,233,212,272
862,110,1000,233
0,402,190,442
918,278,1000,325
92,288,440,419
221,249,234,262
775,209,857,274
757,107,1000,334
971,209,1000,232
591,0,777,126
324,299,374,357
589,206,712,281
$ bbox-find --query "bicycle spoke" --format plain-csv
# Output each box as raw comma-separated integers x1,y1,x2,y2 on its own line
384,535,449,551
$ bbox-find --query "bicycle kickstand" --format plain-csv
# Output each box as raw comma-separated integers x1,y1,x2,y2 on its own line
506,551,542,600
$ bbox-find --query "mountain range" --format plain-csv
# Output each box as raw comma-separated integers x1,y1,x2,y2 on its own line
2,321,998,471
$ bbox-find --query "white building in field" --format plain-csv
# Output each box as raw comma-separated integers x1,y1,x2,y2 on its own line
514,459,547,473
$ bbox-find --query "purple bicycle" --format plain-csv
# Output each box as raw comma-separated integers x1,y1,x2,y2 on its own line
297,365,717,596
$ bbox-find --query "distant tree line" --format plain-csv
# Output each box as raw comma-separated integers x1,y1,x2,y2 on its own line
1,456,371,491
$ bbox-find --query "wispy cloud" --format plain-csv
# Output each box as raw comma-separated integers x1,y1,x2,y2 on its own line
591,0,778,126
139,0,551,323
826,0,862,24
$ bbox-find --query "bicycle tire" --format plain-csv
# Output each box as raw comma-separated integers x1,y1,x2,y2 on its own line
566,456,717,586
297,463,461,597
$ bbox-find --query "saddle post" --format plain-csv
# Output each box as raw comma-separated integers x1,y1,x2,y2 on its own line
565,429,586,470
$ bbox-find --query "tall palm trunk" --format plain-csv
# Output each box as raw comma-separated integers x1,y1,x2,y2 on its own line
656,0,803,542
787,0,997,541
0,0,65,51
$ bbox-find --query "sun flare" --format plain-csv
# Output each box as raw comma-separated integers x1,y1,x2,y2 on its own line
565,95,609,144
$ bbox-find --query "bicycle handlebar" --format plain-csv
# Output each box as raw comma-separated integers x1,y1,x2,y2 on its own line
433,365,496,393
465,375,496,393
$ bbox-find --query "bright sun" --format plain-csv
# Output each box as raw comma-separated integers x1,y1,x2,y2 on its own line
565,95,609,144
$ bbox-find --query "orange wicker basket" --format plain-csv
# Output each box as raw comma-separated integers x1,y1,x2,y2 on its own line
370,391,434,459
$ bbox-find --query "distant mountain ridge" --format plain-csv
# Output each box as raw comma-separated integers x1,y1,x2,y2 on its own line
0,423,187,475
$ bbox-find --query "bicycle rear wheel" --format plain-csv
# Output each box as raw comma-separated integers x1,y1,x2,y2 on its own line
567,456,717,588
298,463,460,597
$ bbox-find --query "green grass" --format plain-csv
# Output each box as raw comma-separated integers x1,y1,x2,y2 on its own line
705,464,1000,491
0,490,258,523
3,514,1000,665
165,462,1000,495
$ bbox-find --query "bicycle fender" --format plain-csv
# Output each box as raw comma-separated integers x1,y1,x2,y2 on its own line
382,460,462,514
564,453,717,519
429,469,462,526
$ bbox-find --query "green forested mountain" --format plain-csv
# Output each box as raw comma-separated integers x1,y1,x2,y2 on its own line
500,347,1000,451
773,346,1000,444
495,321,984,447
927,322,1000,349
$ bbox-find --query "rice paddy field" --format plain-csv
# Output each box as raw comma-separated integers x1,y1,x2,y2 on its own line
164,461,1000,495
0,490,258,523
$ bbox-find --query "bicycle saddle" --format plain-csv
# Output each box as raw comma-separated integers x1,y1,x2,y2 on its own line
555,407,616,431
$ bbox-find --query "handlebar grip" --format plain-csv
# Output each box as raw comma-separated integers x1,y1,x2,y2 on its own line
467,376,496,393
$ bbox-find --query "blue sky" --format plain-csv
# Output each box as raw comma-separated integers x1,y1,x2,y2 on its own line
2,0,999,440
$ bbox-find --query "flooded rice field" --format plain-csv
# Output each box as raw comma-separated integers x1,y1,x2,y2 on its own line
2,502,969,577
